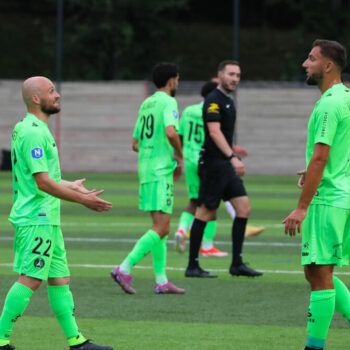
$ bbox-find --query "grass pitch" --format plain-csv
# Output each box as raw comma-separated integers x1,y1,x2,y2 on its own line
0,172,349,349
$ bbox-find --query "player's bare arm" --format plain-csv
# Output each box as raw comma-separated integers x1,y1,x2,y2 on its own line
34,172,112,212
208,122,245,176
166,125,183,181
132,138,139,152
283,143,330,236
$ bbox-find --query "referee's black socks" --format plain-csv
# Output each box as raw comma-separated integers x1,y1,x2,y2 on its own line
188,218,206,269
231,217,247,266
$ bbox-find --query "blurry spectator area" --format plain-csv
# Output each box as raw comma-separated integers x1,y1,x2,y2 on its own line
0,80,319,174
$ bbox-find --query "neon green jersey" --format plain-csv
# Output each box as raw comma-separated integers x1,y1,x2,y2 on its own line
9,113,61,226
306,83,350,209
133,91,179,183
178,102,205,163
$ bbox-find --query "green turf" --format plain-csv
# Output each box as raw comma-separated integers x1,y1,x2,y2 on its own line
0,172,349,349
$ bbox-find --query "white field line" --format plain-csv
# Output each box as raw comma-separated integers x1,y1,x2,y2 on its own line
0,236,300,247
0,262,349,275
59,222,284,228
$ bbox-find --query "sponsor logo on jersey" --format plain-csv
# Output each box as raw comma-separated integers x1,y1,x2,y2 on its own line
173,110,179,119
31,147,43,159
34,258,45,269
207,103,220,114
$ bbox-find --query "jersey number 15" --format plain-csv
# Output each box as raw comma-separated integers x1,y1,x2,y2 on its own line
188,121,203,144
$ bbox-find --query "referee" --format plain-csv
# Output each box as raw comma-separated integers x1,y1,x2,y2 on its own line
185,60,262,278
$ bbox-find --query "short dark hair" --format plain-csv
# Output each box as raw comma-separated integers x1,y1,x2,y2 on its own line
201,81,217,98
217,60,240,72
313,39,347,70
341,72,350,84
152,62,179,88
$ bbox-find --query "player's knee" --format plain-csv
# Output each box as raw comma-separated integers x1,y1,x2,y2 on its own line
162,223,170,236
154,225,170,238
236,204,251,218
48,276,71,286
18,275,42,291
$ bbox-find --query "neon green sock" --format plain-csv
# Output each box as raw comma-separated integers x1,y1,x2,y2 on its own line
202,221,217,249
0,282,33,343
333,276,350,321
48,285,86,345
178,212,194,232
306,289,335,349
152,236,168,284
122,229,161,272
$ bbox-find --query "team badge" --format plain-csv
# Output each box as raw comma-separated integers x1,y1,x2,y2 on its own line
31,147,43,159
34,258,45,269
207,103,220,114
173,110,179,119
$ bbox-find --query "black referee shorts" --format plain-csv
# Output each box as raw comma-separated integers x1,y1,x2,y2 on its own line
197,158,247,210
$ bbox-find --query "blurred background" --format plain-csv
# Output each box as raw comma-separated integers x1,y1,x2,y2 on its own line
0,0,349,174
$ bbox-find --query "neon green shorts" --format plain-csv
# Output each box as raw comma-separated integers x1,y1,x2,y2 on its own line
185,160,199,199
13,225,70,280
301,204,350,267
139,174,174,214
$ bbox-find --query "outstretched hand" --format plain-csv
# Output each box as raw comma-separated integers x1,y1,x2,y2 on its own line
72,178,96,194
83,190,113,212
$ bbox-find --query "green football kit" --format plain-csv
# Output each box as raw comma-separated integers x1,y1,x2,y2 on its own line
133,91,179,214
301,84,350,267
0,112,87,348
178,102,204,199
9,113,69,280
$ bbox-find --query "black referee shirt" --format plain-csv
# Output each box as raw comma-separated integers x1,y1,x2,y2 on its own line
202,87,236,159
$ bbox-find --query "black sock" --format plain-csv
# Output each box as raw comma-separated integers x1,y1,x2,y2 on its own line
188,218,206,269
231,217,247,266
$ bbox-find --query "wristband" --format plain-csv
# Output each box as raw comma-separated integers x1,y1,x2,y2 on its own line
228,152,238,160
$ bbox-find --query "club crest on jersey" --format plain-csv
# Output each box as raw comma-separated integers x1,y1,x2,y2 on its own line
31,147,43,159
173,110,179,119
207,103,220,114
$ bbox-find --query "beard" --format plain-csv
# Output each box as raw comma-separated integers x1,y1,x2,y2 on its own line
170,88,177,97
306,76,318,85
221,80,235,93
40,101,61,115
306,71,322,86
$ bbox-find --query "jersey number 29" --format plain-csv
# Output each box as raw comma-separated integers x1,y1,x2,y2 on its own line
140,115,154,140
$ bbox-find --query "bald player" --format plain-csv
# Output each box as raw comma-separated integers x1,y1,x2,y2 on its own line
0,77,113,350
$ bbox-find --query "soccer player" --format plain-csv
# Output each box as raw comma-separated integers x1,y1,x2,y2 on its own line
111,62,185,295
185,60,263,278
284,39,350,350
0,76,113,350
174,81,264,255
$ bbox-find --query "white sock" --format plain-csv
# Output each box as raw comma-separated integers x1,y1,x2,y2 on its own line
224,201,236,219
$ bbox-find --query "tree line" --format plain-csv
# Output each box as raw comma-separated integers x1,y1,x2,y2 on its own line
0,0,349,81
